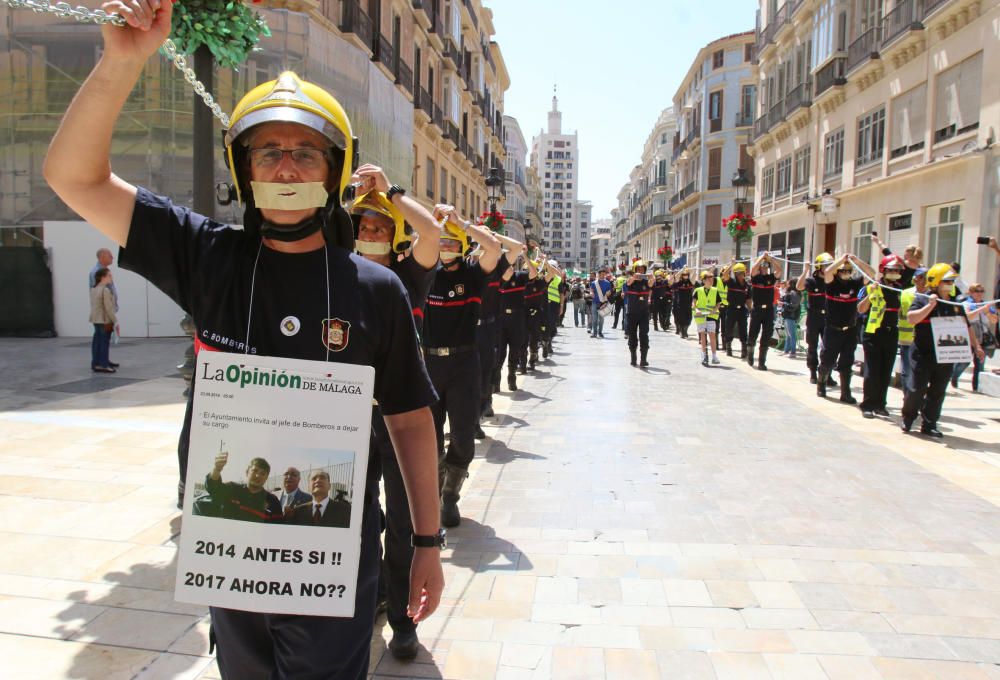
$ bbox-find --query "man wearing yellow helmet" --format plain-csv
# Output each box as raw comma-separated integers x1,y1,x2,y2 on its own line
798,253,835,386
672,269,695,338
720,261,749,357
423,215,502,529
817,253,876,403
625,260,654,366
747,253,782,370
43,5,443,676
651,268,672,332
901,263,986,437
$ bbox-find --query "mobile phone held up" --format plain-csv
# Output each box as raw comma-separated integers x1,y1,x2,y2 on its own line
977,236,991,245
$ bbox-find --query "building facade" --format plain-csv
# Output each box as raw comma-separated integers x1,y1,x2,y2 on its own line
613,108,678,267
671,32,758,270
589,218,613,272
751,0,999,283
502,114,528,243
530,94,587,270
575,200,593,274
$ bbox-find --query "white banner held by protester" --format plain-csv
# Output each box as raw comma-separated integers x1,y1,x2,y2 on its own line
176,351,374,616
930,316,973,364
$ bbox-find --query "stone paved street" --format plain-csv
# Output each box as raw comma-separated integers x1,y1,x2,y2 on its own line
1,325,999,679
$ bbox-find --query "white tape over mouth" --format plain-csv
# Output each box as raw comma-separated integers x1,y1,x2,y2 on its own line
355,240,392,256
250,182,329,210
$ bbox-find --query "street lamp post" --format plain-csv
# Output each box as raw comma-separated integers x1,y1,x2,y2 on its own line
731,167,753,261
485,167,504,216
634,240,642,264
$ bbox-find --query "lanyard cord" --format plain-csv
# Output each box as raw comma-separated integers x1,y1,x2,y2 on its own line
244,241,332,362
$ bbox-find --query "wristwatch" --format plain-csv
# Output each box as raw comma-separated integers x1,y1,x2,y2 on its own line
386,184,406,202
411,528,447,549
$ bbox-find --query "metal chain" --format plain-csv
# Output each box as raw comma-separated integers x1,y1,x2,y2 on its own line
3,0,231,127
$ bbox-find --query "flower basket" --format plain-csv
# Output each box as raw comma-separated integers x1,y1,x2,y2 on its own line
656,245,674,263
723,212,756,242
170,1,271,70
479,209,506,234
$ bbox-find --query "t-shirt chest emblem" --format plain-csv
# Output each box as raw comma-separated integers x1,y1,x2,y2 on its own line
322,318,351,352
280,316,301,337
453,284,466,297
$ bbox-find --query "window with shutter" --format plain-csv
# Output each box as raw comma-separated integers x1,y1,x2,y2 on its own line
934,53,981,143
890,84,927,159
705,205,722,243
708,148,722,190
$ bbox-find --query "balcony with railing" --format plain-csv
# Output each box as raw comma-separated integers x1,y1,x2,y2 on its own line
753,113,769,140
784,78,812,116
340,0,374,52
373,34,394,70
414,86,431,114
735,111,754,127
462,0,479,30
395,58,413,95
923,0,949,18
443,37,464,71
444,120,460,148
814,57,847,98
880,0,924,48
766,100,785,130
669,180,697,209
432,104,444,131
847,26,882,73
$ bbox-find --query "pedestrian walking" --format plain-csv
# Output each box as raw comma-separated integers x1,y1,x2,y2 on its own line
571,277,587,327
89,267,117,373
780,280,801,357
651,268,671,331
746,253,781,371
693,270,721,366
816,254,876,403
590,268,613,338
951,283,997,392
671,269,694,338
720,262,749,357
624,260,653,366
857,255,904,418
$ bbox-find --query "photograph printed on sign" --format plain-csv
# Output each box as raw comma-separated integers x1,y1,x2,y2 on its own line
191,442,356,529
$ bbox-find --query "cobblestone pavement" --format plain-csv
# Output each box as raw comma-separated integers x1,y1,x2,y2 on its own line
0,327,998,679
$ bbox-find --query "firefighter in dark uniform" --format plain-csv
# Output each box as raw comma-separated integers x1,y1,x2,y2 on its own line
47,17,446,676
422,218,502,527
350,186,440,659
857,255,905,419
720,262,749,357
901,263,986,437
542,258,564,358
817,253,876,402
495,241,537,391
671,269,695,338
524,258,548,370
475,246,504,433
651,268,671,331
625,260,653,366
746,253,781,370
797,253,835,385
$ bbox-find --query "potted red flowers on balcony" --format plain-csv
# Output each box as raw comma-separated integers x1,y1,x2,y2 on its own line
479,209,506,234
724,212,756,241
656,245,674,264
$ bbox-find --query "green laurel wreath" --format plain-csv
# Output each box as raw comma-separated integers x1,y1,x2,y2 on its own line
169,1,271,69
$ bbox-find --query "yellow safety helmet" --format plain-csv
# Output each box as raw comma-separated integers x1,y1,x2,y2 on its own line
732,262,747,274
925,262,958,288
350,190,411,253
223,71,359,207
441,219,472,256
632,259,647,272
815,252,834,267
700,270,714,279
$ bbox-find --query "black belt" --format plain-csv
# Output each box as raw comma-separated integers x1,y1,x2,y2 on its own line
477,316,496,325
423,344,476,357
829,324,855,332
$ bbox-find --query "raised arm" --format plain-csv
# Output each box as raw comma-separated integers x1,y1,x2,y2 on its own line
43,1,172,247
464,222,502,274
796,265,810,291
750,253,768,276
822,253,850,284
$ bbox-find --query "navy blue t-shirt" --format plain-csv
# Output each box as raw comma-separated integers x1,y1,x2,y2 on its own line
119,187,436,417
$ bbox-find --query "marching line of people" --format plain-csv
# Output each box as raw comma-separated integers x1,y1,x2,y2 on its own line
566,237,996,441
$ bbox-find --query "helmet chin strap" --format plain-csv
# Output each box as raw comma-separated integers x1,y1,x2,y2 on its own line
260,214,325,242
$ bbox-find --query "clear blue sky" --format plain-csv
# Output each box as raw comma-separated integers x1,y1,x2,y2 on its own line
488,0,757,221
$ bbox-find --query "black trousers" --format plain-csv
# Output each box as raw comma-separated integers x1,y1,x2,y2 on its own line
820,325,858,374
805,311,827,371
860,326,898,411
613,298,624,327
725,306,748,348
547,301,560,340
673,304,692,335
211,496,380,680
476,318,497,415
627,310,650,353
496,309,526,375
652,300,670,329
747,306,774,355
372,411,414,635
901,346,951,427
426,351,480,470
526,307,544,357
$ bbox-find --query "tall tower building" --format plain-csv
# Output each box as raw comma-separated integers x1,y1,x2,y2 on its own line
530,90,585,270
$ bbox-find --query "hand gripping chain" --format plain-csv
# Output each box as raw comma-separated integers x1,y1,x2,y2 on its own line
3,0,231,127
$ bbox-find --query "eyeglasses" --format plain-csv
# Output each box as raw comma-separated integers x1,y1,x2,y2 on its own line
970,288,984,293
249,147,330,170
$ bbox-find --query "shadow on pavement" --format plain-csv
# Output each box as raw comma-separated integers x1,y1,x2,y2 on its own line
639,367,672,375
510,390,551,404
938,414,985,429
484,440,546,464
59,516,212,680
444,519,533,575
942,434,1000,454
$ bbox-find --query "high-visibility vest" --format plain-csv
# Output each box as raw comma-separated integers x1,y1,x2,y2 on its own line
547,275,562,302
694,286,720,321
615,275,626,292
898,286,917,345
715,278,729,307
864,284,888,334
